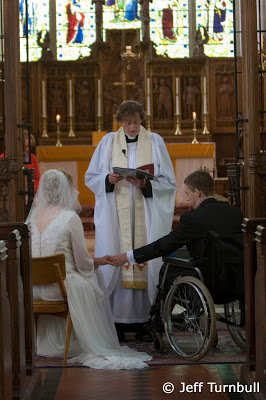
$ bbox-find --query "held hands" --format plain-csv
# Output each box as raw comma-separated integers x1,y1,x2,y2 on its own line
104,253,128,267
93,256,115,269
93,254,128,268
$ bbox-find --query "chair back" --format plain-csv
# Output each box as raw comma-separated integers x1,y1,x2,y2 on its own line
32,253,71,367
32,254,66,285
200,231,244,303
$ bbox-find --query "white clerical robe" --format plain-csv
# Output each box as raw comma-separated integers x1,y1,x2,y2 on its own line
85,129,176,323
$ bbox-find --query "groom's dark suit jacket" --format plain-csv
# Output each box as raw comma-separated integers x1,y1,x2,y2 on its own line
133,198,243,264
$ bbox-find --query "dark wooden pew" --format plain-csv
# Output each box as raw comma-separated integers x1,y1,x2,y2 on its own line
242,218,266,370
254,225,266,395
241,218,266,400
0,223,35,375
6,229,27,399
0,240,12,400
0,224,41,400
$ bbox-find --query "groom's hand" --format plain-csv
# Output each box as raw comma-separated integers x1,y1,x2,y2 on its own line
105,253,128,267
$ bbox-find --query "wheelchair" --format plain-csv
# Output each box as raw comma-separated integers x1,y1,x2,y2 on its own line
147,231,245,362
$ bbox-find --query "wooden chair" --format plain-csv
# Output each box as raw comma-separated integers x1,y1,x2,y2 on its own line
32,253,72,367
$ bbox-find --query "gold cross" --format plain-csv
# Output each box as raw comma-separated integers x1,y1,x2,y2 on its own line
113,71,135,102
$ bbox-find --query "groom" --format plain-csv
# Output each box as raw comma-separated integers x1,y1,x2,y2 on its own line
106,169,243,269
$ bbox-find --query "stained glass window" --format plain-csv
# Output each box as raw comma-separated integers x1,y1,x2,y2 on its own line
19,0,49,62
56,1,96,60
196,0,234,57
149,1,189,58
103,0,142,41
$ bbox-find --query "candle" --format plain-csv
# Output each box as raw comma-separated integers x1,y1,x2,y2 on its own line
42,80,47,118
97,79,101,116
147,78,150,96
98,79,101,94
193,112,197,120
203,76,207,114
175,95,179,114
69,79,73,117
98,97,102,117
56,114,60,123
176,77,179,95
147,95,150,115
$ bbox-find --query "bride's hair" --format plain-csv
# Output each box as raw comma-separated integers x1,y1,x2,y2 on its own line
42,170,63,205
26,169,82,222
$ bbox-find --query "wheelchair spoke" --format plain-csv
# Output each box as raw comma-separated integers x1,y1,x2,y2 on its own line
163,276,216,361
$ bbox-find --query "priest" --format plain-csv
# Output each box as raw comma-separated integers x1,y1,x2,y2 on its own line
85,100,176,341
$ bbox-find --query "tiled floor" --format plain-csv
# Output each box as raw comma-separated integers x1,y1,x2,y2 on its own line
39,363,250,400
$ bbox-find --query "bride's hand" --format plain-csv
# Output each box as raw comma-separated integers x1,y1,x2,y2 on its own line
93,256,115,268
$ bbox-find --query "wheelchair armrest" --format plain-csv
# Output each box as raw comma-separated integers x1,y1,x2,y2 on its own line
163,256,196,268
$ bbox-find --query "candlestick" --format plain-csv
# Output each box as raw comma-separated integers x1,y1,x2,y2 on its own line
69,79,73,117
68,116,75,137
192,114,199,144
42,80,47,118
174,114,182,135
146,114,151,131
97,115,102,132
56,115,62,147
41,116,48,137
202,113,210,135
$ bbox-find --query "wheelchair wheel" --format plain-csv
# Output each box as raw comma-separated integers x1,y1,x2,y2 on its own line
163,276,216,361
224,301,246,351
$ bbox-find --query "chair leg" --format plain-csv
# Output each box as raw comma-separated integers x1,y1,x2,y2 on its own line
63,311,72,367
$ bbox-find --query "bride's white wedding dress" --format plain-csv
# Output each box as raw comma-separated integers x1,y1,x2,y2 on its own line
31,209,151,369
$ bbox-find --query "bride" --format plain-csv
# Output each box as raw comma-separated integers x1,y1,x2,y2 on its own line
27,169,151,369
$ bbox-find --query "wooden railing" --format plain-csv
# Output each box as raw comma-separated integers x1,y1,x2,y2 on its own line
0,223,41,400
0,240,12,400
241,218,266,399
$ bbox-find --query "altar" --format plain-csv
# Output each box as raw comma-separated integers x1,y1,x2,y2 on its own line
37,142,216,206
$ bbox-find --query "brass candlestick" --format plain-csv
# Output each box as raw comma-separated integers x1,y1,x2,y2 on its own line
192,121,199,144
174,114,182,135
202,113,210,135
146,114,151,131
68,116,75,137
41,116,48,137
97,115,102,132
56,122,63,147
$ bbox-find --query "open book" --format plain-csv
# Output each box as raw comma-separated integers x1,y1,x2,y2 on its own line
113,163,156,180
